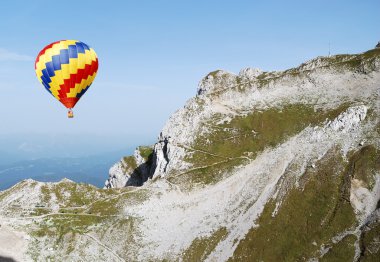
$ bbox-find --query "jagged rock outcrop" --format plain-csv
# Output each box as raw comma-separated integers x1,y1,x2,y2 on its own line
197,70,238,96
104,146,154,188
104,162,127,188
238,67,263,81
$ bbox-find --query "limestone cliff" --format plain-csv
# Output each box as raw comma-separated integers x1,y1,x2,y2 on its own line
1,47,379,261
106,48,380,190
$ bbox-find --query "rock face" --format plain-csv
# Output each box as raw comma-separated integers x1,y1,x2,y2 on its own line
107,47,380,190
1,47,380,261
105,146,154,188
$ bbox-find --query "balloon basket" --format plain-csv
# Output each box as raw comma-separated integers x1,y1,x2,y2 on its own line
68,109,74,118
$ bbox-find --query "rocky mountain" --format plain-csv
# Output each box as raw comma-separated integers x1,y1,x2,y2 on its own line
0,46,379,261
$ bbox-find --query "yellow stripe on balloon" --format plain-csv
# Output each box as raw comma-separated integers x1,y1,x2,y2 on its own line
67,72,97,98
47,42,67,99
35,40,79,80
86,48,98,87
36,67,43,79
35,44,59,79
79,48,95,97
48,49,97,98
35,40,77,72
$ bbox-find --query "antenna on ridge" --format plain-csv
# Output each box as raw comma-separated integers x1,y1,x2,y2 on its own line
328,42,331,57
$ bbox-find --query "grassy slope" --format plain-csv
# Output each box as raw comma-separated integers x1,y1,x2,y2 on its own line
360,218,380,261
17,181,149,260
230,144,380,261
170,104,351,187
171,48,380,188
182,227,228,261
229,148,356,261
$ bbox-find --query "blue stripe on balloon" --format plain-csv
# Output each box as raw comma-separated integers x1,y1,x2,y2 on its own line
52,48,73,73
76,42,85,54
60,49,69,64
40,75,52,93
68,45,78,58
52,55,61,70
41,69,51,83
81,42,90,51
41,76,50,87
76,84,91,98
43,82,52,93
37,42,90,81
37,41,95,97
39,48,69,77
45,61,55,77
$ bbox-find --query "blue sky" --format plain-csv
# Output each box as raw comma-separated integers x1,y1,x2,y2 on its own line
0,0,379,152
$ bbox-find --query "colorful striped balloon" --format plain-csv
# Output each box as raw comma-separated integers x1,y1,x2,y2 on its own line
35,40,98,116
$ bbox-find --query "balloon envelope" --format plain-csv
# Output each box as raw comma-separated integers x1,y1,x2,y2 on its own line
35,40,99,109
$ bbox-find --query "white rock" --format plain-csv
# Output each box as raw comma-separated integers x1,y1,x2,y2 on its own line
350,175,380,223
104,162,129,188
238,67,263,81
197,70,238,96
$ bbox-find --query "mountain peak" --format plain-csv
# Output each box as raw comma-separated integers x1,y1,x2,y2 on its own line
238,67,263,79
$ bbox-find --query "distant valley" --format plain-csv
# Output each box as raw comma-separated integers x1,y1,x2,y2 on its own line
0,149,132,190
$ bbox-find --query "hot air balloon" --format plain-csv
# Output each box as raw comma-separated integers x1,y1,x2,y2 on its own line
35,40,99,118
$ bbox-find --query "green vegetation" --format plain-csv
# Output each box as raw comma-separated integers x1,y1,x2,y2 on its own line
172,104,350,186
229,143,380,261
321,235,356,262
32,214,103,239
26,183,148,261
122,156,138,170
207,70,224,78
0,190,11,202
198,47,380,99
121,146,153,175
324,48,380,72
30,208,51,216
138,146,154,162
349,145,380,190
230,148,357,261
360,218,380,261
118,146,155,185
40,181,115,209
182,227,227,261
29,181,121,240
29,181,145,233
0,180,36,202
255,71,275,81
244,47,379,92
87,196,120,216
200,70,243,96
40,185,52,202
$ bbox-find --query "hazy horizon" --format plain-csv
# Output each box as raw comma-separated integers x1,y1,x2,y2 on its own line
0,133,152,189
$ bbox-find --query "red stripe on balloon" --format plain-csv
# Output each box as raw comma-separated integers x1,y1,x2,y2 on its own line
60,97,80,109
34,40,61,69
58,58,99,102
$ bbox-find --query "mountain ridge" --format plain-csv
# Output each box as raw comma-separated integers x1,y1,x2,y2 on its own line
105,47,380,190
1,46,379,261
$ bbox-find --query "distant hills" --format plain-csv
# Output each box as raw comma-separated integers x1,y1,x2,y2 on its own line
0,149,133,190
